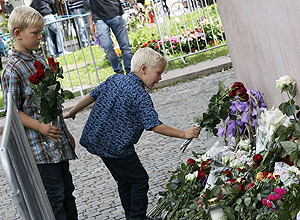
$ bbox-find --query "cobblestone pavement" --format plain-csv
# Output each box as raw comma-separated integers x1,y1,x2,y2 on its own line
0,69,235,220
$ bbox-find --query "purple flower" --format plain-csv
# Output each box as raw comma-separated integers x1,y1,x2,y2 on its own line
241,112,249,123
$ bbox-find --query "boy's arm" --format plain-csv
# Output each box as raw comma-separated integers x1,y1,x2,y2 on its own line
63,93,95,119
152,124,201,139
18,110,62,141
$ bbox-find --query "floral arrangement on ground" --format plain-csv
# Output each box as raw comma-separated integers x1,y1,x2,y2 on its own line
147,75,300,220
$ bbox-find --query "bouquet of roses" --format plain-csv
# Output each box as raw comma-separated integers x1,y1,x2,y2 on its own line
29,57,74,124
180,81,249,152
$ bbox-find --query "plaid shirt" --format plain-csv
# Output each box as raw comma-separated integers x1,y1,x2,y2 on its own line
2,49,77,164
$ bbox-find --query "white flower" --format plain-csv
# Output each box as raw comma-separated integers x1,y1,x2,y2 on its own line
276,75,296,90
230,158,243,168
238,139,251,151
259,107,291,142
288,166,300,176
185,171,198,181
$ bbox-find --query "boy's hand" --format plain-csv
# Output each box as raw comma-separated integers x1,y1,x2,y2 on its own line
63,111,75,120
39,123,62,142
184,126,201,139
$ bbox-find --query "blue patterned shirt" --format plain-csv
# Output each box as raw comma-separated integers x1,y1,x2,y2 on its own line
1,49,77,164
80,72,163,158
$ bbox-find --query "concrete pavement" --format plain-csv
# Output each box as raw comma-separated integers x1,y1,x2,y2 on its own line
0,56,233,219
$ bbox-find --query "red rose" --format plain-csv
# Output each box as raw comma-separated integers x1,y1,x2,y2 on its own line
34,61,44,70
29,74,40,84
201,161,210,170
142,43,148,47
229,90,237,98
231,82,244,90
237,184,245,192
159,42,162,45
155,45,159,49
48,57,55,66
147,41,151,44
238,168,242,172
263,171,268,178
51,62,59,73
253,154,263,164
239,93,249,101
187,158,196,165
198,170,206,183
237,87,247,96
152,39,156,42
35,69,45,79
222,169,232,177
253,163,259,170
247,182,255,190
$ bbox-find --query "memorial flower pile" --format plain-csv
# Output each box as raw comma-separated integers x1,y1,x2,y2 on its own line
29,57,74,124
148,75,300,220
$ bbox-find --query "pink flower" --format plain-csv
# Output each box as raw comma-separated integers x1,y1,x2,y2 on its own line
267,194,274,201
267,202,272,208
274,187,286,196
262,198,268,205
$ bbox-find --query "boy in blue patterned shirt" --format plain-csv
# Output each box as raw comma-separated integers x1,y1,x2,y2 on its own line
2,6,78,220
64,47,201,220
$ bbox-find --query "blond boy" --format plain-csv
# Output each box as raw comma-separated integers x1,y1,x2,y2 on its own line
64,47,200,220
2,6,78,220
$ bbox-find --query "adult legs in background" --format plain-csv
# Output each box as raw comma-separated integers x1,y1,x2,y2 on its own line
43,14,64,57
70,8,89,47
107,16,133,74
94,18,124,74
37,161,78,220
101,152,149,220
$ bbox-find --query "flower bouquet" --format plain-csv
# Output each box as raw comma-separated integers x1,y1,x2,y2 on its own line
29,57,74,124
29,57,74,159
148,75,300,220
180,81,252,152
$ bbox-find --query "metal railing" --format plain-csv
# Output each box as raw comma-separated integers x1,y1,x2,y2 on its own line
0,93,55,220
147,0,226,63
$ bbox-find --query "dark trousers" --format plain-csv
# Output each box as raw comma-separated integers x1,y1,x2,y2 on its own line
101,153,149,220
37,161,78,220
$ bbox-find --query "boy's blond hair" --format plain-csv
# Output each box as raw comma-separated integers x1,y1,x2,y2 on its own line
131,47,168,73
8,5,44,39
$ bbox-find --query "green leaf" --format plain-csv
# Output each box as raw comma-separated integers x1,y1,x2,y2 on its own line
290,150,298,162
223,207,235,220
294,123,300,132
257,193,262,201
57,96,64,105
193,117,200,125
293,132,300,138
280,141,298,153
48,84,58,91
218,81,226,96
62,90,75,99
45,89,56,102
244,197,251,206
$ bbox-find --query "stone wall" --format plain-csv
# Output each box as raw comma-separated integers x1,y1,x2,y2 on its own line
218,0,300,107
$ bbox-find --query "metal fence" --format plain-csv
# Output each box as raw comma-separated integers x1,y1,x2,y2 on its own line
0,93,55,220
0,0,225,113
